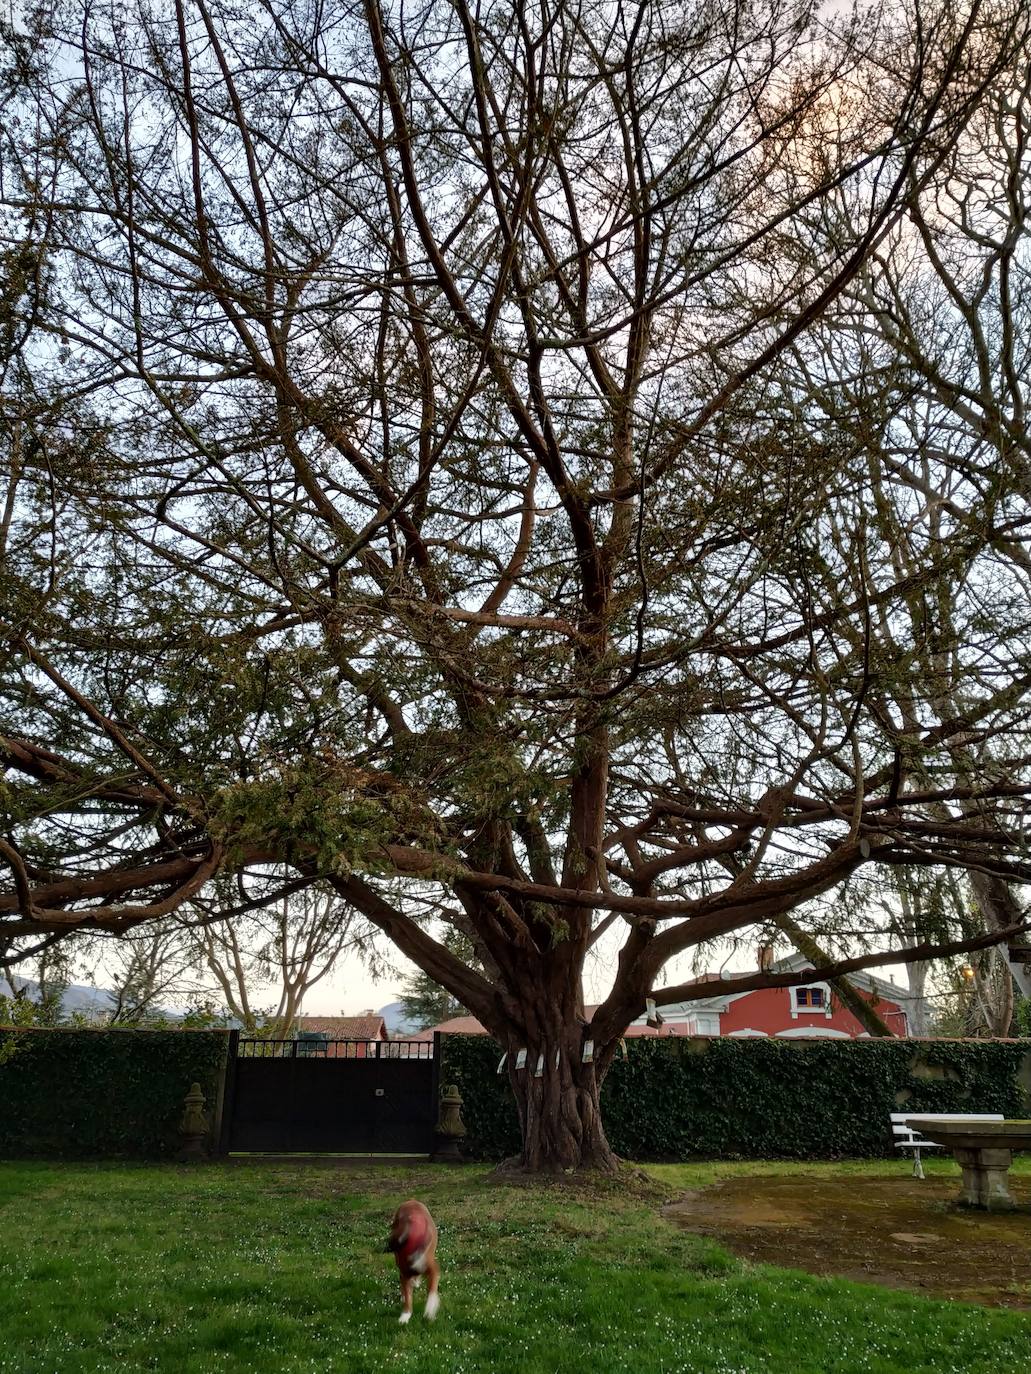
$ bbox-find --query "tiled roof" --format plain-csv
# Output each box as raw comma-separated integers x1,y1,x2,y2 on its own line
411,1015,483,1040
294,1015,387,1039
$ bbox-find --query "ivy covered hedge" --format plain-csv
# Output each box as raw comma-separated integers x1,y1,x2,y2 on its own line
440,1034,1031,1161
0,1027,231,1159
6,1025,1027,1163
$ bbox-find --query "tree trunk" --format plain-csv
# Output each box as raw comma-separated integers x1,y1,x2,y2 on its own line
506,1049,617,1173
969,870,1031,999
905,959,931,1037
497,996,619,1173
972,946,1015,1038
333,877,624,1172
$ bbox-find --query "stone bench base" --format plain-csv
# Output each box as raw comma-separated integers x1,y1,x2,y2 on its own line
954,1146,1015,1211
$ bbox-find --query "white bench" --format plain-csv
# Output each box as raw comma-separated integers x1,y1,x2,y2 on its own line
890,1112,1004,1179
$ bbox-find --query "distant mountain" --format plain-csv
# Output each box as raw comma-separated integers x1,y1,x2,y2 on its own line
377,1000,422,1036
4,980,184,1021
4,979,114,1018
65,982,116,1016
5,982,416,1032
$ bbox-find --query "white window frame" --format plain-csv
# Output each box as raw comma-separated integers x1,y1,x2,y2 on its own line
789,982,832,1019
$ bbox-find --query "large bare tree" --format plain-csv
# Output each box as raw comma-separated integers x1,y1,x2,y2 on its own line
3,0,1031,1169
179,875,368,1034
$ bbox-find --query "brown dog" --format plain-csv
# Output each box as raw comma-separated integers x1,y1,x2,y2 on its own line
385,1199,440,1323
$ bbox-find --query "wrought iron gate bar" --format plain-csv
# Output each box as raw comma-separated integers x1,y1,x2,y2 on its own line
236,1038,433,1059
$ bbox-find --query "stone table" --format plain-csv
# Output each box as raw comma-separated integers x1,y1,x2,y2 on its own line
906,1118,1031,1211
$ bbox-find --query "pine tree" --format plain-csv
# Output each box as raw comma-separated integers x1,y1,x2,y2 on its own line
397,930,479,1031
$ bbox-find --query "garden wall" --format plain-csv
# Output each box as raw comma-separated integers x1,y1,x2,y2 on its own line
0,1026,231,1159
439,1034,1031,1161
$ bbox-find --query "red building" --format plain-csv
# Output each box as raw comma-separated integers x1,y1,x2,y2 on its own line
630,956,910,1039
416,956,911,1040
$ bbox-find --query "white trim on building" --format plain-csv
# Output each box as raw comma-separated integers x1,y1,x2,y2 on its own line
789,981,833,1019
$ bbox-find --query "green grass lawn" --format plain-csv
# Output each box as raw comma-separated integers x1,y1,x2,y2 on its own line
0,1157,1028,1374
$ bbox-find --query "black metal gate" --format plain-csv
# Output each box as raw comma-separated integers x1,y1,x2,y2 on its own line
221,1034,439,1154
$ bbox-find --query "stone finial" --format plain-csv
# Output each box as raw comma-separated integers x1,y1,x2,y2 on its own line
178,1081,210,1161
432,1083,466,1162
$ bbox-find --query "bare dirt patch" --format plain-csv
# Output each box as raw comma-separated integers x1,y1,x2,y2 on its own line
664,1173,1031,1308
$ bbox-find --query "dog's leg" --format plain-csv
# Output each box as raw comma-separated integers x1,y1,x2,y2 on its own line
399,1275,414,1325
424,1259,440,1321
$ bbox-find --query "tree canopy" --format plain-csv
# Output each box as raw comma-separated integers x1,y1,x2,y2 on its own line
2,0,1031,1167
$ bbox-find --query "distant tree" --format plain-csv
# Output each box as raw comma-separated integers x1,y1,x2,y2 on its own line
103,927,197,1025
930,953,1015,1038
178,876,367,1036
1,946,70,1027
397,929,480,1031
1012,994,1031,1037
